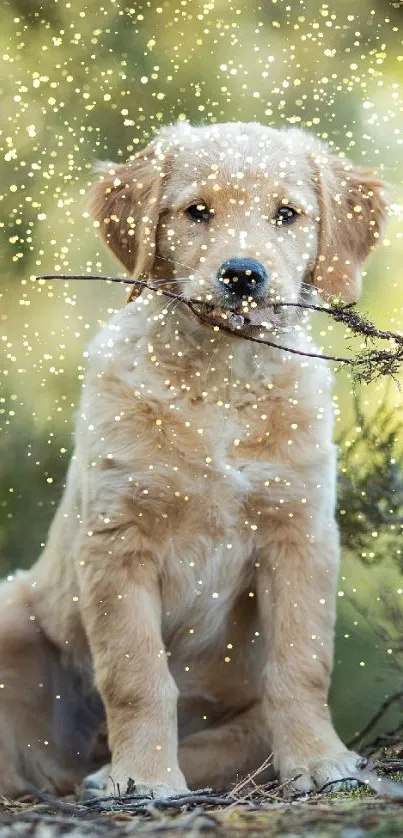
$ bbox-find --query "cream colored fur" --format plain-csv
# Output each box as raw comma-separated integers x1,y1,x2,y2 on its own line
0,122,386,797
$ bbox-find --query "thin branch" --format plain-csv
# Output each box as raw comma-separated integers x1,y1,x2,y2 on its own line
37,274,352,363
29,792,87,815
317,776,367,793
230,754,273,797
282,301,403,345
36,274,403,380
81,790,237,814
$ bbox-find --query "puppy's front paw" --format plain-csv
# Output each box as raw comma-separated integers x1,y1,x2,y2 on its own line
80,763,189,801
79,763,111,799
281,750,367,795
106,775,189,800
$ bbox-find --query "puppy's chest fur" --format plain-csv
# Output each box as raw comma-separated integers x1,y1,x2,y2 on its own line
150,391,275,678
83,311,334,671
89,376,323,650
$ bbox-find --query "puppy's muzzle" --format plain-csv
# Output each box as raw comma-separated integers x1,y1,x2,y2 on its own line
217,257,269,303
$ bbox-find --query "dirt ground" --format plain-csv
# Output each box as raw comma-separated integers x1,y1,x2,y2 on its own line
1,740,402,838
1,786,403,838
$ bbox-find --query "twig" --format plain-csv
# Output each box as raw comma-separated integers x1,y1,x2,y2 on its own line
29,790,87,815
230,754,273,798
82,787,213,809
348,691,403,749
317,776,367,794
36,274,403,380
282,300,403,345
37,274,352,364
84,794,235,814
82,789,236,815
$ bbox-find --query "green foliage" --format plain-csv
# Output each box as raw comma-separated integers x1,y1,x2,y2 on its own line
0,389,71,572
338,398,403,574
337,399,403,689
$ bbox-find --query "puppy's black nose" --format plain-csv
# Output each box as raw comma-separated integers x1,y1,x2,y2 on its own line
217,257,268,298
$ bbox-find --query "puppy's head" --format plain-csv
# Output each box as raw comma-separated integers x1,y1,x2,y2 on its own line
89,122,387,324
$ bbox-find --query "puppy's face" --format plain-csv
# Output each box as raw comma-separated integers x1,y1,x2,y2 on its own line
89,121,387,325
157,123,318,322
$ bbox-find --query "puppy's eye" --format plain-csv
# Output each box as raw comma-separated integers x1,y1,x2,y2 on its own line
273,206,299,226
185,203,213,223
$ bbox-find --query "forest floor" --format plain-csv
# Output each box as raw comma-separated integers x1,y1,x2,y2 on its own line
0,729,402,838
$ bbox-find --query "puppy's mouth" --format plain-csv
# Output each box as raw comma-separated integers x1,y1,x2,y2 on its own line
196,301,290,334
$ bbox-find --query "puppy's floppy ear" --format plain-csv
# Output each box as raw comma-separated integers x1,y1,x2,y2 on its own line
311,150,387,301
88,139,168,281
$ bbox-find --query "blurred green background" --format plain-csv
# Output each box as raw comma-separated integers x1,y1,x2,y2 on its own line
1,0,402,744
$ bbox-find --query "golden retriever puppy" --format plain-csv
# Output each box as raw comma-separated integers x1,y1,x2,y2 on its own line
0,122,386,799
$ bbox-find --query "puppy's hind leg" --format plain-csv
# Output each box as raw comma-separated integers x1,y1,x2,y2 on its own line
179,701,272,791
0,576,101,797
